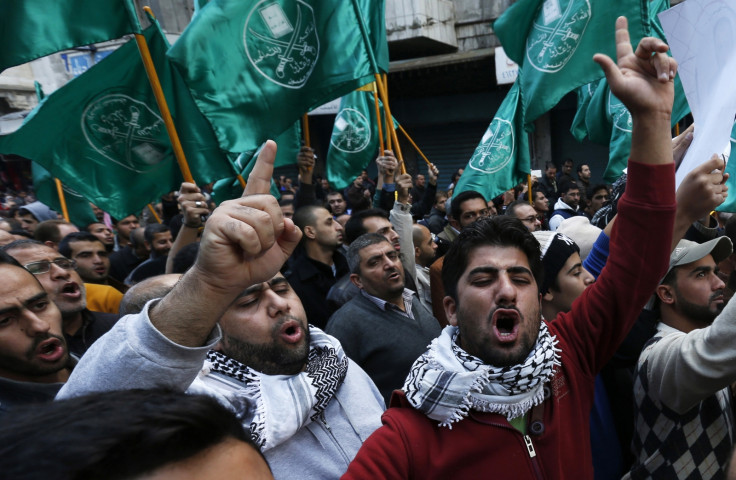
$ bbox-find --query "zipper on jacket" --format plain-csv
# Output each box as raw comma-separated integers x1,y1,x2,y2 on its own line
474,416,545,480
315,412,351,465
524,435,536,457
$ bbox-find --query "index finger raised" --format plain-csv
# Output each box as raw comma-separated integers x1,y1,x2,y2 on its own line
614,16,633,64
243,140,277,197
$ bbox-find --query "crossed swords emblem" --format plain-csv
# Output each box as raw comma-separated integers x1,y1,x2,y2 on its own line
250,4,316,79
90,105,163,165
475,122,511,168
534,1,581,63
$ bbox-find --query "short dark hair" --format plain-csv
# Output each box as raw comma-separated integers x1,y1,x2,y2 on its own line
344,208,389,245
58,232,102,258
347,233,392,275
450,190,486,221
442,216,543,301
292,204,322,232
577,164,589,175
558,179,580,195
505,199,532,218
144,223,170,245
0,389,267,480
2,238,46,255
544,162,556,171
33,220,69,244
588,184,609,200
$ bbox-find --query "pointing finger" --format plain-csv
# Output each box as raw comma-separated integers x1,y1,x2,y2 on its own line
243,140,277,197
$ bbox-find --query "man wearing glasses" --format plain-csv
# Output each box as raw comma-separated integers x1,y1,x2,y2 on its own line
2,240,118,357
0,249,71,417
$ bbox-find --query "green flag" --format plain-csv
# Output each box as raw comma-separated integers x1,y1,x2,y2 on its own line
31,163,97,227
167,0,388,153
494,0,652,127
0,0,140,72
718,123,736,213
212,123,302,204
327,88,396,191
570,0,689,181
0,21,233,220
570,82,599,141
453,80,531,202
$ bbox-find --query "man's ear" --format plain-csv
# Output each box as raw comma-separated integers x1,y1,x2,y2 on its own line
542,291,554,303
350,273,363,290
444,296,458,326
414,246,421,262
303,225,316,240
656,284,675,305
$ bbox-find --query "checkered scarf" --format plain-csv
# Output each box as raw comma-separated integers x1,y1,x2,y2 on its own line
205,327,348,450
403,323,560,427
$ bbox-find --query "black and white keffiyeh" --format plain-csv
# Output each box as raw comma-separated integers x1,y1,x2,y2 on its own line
403,323,561,427
205,326,348,450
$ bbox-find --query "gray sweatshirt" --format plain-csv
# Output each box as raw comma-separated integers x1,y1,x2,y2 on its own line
57,304,384,479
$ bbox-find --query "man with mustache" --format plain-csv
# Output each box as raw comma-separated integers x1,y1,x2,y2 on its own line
0,250,72,417
3,240,118,357
56,142,385,479
627,236,736,478
341,17,686,479
326,233,441,404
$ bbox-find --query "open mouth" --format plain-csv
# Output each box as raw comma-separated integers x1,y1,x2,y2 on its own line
36,338,65,362
60,282,81,299
493,309,520,343
278,319,304,344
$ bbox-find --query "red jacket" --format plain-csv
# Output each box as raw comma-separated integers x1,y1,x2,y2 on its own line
342,161,676,480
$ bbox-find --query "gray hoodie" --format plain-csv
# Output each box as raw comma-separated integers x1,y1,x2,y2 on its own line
57,303,384,479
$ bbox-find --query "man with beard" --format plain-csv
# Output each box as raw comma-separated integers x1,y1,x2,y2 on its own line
0,250,72,417
3,240,118,357
326,234,440,404
342,17,681,479
286,205,348,329
627,237,736,479
56,142,385,479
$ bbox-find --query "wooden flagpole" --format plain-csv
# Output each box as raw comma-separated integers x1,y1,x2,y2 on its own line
135,6,195,184
398,125,431,166
147,203,162,223
54,179,70,222
372,84,385,154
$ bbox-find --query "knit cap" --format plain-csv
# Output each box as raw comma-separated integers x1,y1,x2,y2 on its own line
532,230,580,294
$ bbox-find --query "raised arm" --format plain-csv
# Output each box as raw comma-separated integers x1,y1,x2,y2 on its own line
150,141,302,347
593,16,677,167
165,182,209,274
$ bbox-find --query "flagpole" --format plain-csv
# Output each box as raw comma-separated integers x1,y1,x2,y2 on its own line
135,6,195,184
236,174,247,188
527,174,533,205
54,179,70,222
372,85,385,154
398,125,431,166
348,0,405,174
375,74,405,173
302,114,311,148
147,203,162,223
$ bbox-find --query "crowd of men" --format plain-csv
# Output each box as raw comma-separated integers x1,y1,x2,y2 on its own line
4,18,736,480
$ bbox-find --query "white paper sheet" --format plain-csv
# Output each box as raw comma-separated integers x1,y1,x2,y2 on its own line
659,0,736,188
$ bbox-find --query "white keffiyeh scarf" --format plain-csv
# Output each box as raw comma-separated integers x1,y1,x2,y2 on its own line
205,326,348,450
403,323,561,427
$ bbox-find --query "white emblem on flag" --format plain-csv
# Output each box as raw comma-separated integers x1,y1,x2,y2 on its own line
244,0,320,89
527,0,591,73
82,93,167,173
331,107,371,153
608,91,632,133
468,118,514,174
